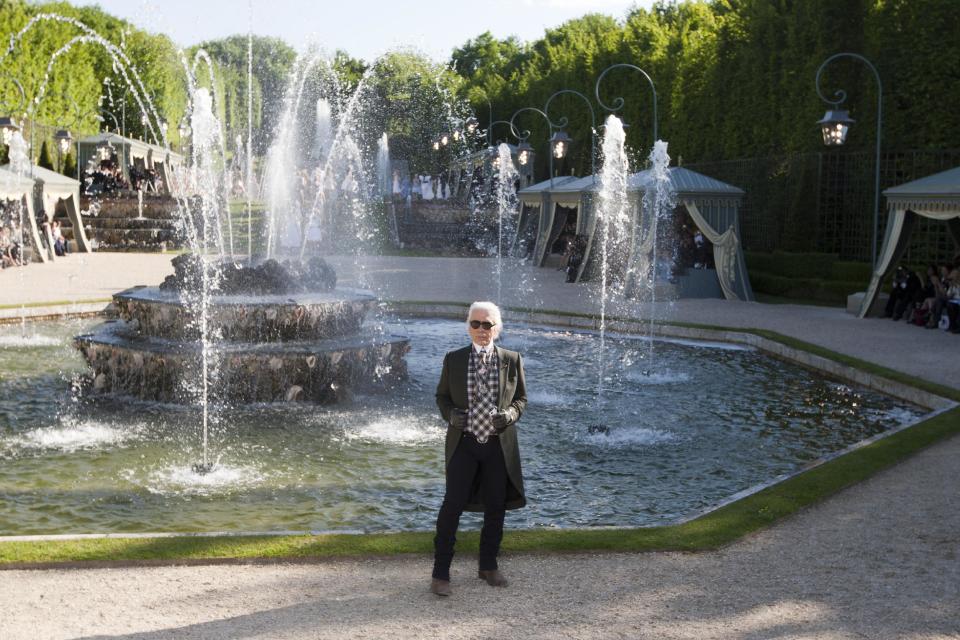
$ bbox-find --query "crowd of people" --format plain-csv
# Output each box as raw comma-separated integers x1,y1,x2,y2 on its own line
884,258,960,333
675,224,713,271
128,165,163,193
83,158,129,195
393,170,461,202
0,204,76,268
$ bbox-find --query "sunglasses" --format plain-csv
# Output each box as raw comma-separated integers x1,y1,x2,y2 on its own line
469,320,497,330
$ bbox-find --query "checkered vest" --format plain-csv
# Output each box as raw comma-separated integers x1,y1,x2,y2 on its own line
466,347,499,443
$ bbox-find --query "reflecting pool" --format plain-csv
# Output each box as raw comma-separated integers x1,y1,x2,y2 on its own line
0,316,921,534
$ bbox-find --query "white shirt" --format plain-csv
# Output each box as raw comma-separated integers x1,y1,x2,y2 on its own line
472,343,495,357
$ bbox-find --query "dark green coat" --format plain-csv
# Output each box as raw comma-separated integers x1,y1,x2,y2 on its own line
435,345,527,511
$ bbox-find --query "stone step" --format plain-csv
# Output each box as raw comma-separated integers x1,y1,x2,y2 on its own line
81,197,179,220
84,218,178,230
92,242,169,253
84,227,180,244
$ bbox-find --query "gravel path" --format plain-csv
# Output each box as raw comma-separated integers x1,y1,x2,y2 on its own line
2,433,957,640
2,254,958,638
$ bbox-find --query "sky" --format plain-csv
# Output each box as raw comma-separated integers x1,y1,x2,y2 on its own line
70,0,651,62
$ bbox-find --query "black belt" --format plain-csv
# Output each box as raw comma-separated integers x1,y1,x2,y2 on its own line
462,431,498,443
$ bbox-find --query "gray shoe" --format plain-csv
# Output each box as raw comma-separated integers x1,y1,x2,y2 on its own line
430,578,451,597
477,569,508,587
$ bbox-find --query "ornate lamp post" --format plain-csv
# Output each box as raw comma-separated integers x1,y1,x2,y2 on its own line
549,129,572,161
0,72,26,148
0,116,21,145
595,63,659,147
815,52,883,268
53,129,73,173
510,107,563,188
544,89,596,181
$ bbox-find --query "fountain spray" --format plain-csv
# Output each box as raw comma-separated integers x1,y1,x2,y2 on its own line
172,88,229,475
494,143,520,305
247,0,254,263
590,115,630,432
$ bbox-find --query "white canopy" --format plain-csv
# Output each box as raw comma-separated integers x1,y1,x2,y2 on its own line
517,167,753,301
0,168,34,201
0,164,91,255
0,166,45,262
859,166,960,317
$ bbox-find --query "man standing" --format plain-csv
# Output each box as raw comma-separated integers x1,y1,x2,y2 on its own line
431,301,527,597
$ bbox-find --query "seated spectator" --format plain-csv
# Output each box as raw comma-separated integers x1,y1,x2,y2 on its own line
941,259,960,332
905,266,936,325
0,226,17,268
885,265,921,321
52,220,69,256
565,234,588,283
693,230,707,268
557,231,576,271
924,264,951,329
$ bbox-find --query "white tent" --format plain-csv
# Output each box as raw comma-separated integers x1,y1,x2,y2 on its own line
514,175,579,264
26,164,91,253
517,167,753,301
77,132,183,195
0,166,46,262
859,166,960,317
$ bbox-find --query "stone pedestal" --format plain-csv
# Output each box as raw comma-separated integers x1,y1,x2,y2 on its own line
75,286,409,404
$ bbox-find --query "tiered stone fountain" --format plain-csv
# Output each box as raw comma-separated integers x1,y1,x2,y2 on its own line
75,255,409,404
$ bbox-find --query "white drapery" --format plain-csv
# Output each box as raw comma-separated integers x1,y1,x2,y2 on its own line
858,206,959,317
685,201,742,301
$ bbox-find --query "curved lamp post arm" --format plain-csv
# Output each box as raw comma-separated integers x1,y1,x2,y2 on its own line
471,92,495,146
488,119,521,144
59,92,95,130
0,71,26,116
98,108,120,132
815,52,881,109
595,63,658,145
815,52,882,268
544,88,597,179
510,106,560,187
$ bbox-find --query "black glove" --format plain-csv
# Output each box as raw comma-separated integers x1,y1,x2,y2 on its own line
492,409,515,433
449,409,467,430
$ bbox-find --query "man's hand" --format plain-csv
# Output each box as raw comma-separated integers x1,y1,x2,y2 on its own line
449,409,468,430
492,409,515,432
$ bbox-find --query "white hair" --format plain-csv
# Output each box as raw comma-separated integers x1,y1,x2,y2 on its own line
467,301,503,338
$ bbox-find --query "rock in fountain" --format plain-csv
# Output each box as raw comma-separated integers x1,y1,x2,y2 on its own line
75,256,409,404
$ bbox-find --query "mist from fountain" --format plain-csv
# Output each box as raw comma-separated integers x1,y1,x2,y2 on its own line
262,51,380,261
5,13,172,147
595,115,630,402
174,86,231,472
4,131,31,337
494,143,520,306
634,140,675,361
376,133,390,198
590,118,677,432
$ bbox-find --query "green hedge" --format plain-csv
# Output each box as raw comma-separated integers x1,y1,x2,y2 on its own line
744,251,873,281
748,270,861,304
745,251,877,304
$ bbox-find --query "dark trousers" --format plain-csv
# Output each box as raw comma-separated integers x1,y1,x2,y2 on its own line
432,434,508,581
